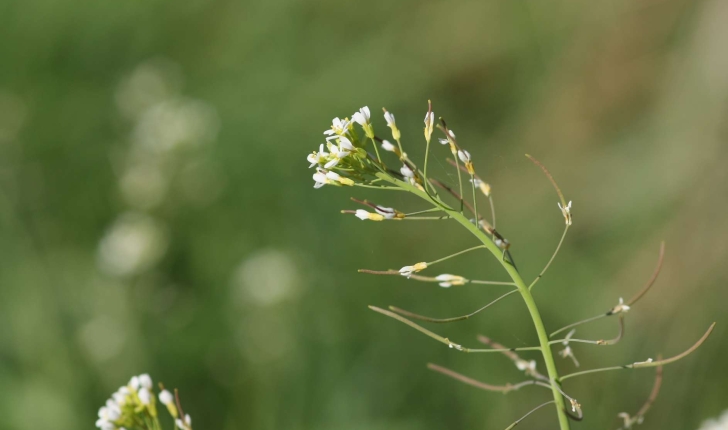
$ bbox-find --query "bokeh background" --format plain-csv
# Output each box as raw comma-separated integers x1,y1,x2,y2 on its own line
1,0,727,429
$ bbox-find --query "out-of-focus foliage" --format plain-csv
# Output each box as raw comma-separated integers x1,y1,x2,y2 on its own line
0,0,726,429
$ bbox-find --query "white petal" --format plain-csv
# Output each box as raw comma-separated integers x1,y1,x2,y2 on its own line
457,150,470,163
159,389,174,405
338,136,355,151
355,210,369,220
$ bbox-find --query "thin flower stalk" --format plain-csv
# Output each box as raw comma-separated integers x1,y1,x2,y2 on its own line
550,242,665,338
369,306,542,353
560,323,714,382
388,289,518,323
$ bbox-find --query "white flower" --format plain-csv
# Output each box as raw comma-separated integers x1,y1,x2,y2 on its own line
448,129,456,138
558,200,572,226
138,387,152,405
384,111,395,127
399,262,428,277
104,401,121,420
139,374,152,389
515,359,537,374
448,341,464,351
612,297,630,314
381,140,396,152
96,419,116,430
129,376,140,390
176,414,193,430
383,109,401,140
324,117,350,140
352,106,370,126
400,164,414,178
159,389,174,405
457,149,471,163
112,392,126,406
325,171,354,186
323,157,339,169
435,274,467,287
354,209,384,221
470,178,491,197
312,169,331,189
697,409,728,430
438,138,449,145
374,206,396,219
494,237,510,249
424,111,435,141
337,136,355,152
307,143,329,168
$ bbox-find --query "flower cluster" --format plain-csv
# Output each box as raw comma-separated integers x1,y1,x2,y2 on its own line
95,373,191,430
307,114,373,189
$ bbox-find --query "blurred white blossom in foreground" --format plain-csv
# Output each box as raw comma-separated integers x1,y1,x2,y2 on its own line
698,410,728,430
97,212,168,277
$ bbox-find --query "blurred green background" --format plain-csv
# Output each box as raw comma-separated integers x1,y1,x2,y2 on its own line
1,0,727,429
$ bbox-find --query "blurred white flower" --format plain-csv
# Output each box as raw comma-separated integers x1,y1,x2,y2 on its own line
697,410,728,430
138,374,152,389
159,389,173,405
400,165,414,178
119,160,168,210
457,149,471,163
97,212,168,277
137,387,151,405
132,98,219,153
435,274,467,287
558,200,573,226
381,140,396,152
232,249,299,307
399,262,427,277
78,316,127,362
354,209,384,221
373,206,396,219
115,59,183,120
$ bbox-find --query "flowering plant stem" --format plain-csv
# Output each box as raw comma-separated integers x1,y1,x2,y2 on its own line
377,173,572,430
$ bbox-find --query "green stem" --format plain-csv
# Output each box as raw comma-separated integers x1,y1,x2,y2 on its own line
379,173,571,430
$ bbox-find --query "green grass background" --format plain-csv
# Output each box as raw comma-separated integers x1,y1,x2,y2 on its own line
0,0,727,429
